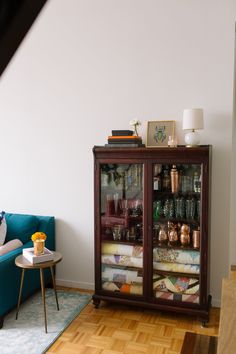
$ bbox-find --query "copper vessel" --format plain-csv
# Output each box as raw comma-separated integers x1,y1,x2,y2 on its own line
170,165,179,193
193,229,200,248
168,221,178,246
158,226,168,245
168,229,178,245
180,224,190,246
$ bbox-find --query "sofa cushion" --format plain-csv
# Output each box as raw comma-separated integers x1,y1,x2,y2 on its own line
5,213,39,244
0,212,7,246
0,239,23,256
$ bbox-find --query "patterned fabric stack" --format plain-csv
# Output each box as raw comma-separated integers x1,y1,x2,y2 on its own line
153,248,200,303
101,243,143,294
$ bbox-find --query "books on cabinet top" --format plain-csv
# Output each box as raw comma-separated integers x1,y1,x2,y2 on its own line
23,247,54,264
111,130,134,136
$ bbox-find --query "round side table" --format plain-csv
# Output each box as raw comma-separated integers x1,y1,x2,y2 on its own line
15,251,62,333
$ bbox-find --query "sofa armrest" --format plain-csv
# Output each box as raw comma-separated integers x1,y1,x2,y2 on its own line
0,241,32,264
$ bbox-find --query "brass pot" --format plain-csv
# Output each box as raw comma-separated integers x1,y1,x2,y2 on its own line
158,228,168,245
180,233,190,246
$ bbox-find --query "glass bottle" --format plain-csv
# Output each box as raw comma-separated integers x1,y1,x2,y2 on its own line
153,164,162,191
162,166,171,191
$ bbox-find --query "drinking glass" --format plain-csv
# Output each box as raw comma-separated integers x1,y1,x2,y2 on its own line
113,225,122,241
106,195,114,216
185,198,195,219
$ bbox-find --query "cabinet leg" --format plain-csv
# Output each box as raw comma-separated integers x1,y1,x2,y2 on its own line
92,298,101,309
201,321,206,328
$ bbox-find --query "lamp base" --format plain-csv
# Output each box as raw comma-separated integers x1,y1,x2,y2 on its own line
184,130,200,147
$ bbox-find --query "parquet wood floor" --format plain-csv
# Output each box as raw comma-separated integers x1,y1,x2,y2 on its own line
47,288,219,354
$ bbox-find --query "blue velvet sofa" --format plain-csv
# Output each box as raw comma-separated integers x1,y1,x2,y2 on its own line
0,213,55,328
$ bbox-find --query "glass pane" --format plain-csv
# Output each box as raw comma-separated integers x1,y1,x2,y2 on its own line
152,163,201,304
100,163,143,296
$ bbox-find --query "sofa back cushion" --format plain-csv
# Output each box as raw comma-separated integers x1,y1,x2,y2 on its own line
5,213,39,244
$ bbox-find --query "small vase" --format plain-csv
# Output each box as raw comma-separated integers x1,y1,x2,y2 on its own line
34,239,45,256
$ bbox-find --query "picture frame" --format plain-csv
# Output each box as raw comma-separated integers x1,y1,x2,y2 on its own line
146,120,175,147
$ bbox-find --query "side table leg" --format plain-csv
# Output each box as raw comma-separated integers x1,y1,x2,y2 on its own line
50,266,59,311
40,268,47,333
16,269,25,320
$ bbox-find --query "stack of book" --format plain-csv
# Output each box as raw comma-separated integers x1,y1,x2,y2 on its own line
106,130,144,147
23,247,54,264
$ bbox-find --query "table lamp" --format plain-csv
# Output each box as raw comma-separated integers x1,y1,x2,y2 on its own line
182,108,204,147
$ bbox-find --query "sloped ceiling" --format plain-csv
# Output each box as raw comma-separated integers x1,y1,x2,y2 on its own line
0,0,48,77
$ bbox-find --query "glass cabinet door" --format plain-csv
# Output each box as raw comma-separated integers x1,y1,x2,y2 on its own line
100,163,144,296
152,163,201,304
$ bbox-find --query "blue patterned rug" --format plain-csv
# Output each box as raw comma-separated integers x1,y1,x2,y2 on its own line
0,289,91,354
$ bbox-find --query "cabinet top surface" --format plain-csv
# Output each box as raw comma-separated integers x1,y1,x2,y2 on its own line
93,145,211,157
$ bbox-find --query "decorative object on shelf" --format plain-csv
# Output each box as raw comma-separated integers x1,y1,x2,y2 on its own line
168,135,177,147
31,232,47,256
170,165,179,193
180,224,191,246
129,119,141,136
146,120,175,147
158,224,168,245
183,108,204,147
193,228,200,248
168,222,178,246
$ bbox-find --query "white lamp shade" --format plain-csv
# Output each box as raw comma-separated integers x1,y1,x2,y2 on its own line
183,108,204,130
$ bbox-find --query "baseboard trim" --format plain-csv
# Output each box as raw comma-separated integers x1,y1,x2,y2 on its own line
56,278,94,290
212,298,221,308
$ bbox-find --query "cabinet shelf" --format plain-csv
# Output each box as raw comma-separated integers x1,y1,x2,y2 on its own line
102,263,143,272
101,238,143,246
153,269,200,279
153,218,200,225
152,243,200,251
153,190,200,197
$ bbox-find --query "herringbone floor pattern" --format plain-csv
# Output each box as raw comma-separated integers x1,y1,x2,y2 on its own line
47,289,219,354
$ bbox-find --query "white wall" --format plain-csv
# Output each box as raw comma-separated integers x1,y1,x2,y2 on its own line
0,0,235,305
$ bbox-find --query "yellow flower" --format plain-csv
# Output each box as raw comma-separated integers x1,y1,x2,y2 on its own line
31,232,47,242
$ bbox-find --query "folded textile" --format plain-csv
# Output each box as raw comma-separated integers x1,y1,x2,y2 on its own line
153,261,200,274
155,291,199,303
102,266,142,284
102,243,143,258
153,248,200,265
153,275,199,294
102,254,143,268
102,281,143,295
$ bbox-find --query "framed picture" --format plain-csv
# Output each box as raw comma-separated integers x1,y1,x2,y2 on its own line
146,120,175,147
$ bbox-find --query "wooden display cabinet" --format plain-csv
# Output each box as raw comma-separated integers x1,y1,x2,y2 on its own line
93,146,211,325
